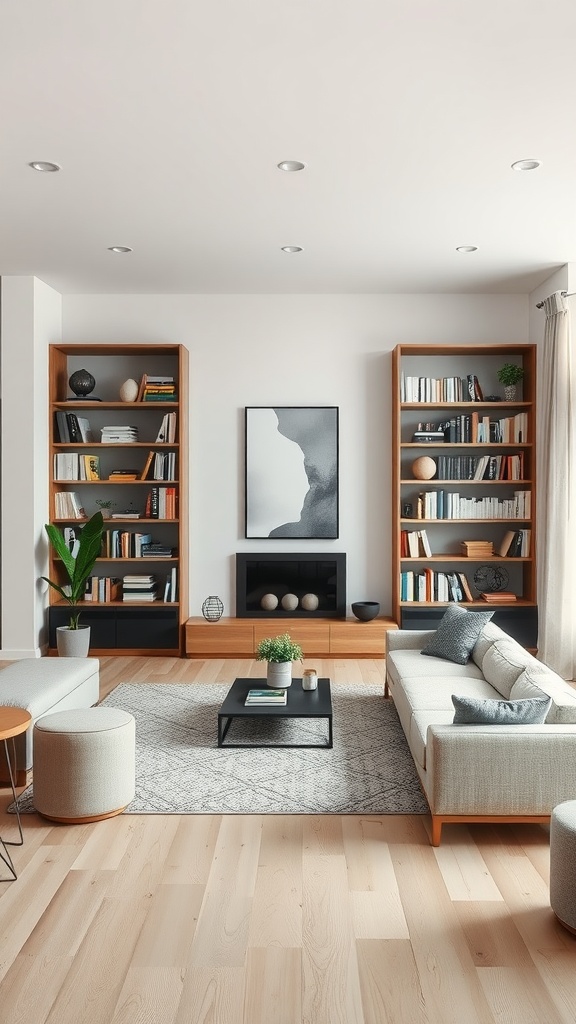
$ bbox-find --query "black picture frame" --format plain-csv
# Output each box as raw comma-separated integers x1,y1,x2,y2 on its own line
245,406,339,539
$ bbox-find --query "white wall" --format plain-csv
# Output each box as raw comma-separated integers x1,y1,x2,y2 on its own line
62,293,529,621
1,276,61,657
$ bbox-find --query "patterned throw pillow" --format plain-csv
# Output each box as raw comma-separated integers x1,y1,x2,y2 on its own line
451,693,552,725
421,605,494,665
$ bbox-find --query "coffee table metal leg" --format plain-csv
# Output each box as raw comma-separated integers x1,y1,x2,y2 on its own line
328,716,333,748
218,715,234,747
1,737,23,882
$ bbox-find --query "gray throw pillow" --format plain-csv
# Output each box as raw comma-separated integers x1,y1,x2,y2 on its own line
421,605,494,665
452,693,552,725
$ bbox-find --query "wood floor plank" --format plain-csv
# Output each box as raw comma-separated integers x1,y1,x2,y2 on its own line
204,815,262,897
0,953,74,1024
531,948,576,1024
244,947,302,1024
356,938,426,1024
20,868,111,956
70,816,137,871
161,815,222,885
127,883,205,969
188,889,252,969
174,966,245,1024
341,817,410,939
433,826,503,901
477,965,566,1024
105,816,180,899
111,966,185,1024
452,901,534,968
247,815,303,948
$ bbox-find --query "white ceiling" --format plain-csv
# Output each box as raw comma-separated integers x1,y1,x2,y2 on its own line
2,0,576,295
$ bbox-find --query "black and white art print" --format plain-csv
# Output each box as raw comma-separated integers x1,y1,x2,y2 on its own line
245,406,339,539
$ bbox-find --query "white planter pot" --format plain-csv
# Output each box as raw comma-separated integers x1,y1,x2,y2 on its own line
56,625,91,657
266,661,292,689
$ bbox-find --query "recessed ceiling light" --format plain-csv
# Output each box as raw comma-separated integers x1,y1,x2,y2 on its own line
281,245,303,253
456,245,478,253
28,161,61,172
107,246,133,254
277,160,305,172
511,158,542,171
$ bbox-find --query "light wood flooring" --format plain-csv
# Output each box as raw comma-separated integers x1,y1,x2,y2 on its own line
1,656,575,1024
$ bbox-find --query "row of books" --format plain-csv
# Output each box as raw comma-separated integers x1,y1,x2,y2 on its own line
430,453,525,481
54,453,101,480
55,411,92,443
498,528,531,557
84,577,121,602
54,492,87,519
101,530,174,559
400,529,432,558
412,490,531,520
140,450,177,481
434,412,529,444
137,375,177,402
400,374,483,403
144,486,177,519
400,570,475,603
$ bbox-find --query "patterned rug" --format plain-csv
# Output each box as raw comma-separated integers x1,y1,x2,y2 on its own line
13,683,429,815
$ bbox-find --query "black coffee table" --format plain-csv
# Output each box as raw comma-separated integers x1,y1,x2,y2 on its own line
217,677,333,748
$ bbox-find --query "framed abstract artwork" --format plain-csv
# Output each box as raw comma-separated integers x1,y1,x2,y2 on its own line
245,406,339,539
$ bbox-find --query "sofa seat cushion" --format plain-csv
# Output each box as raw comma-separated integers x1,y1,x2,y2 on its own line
481,639,533,698
0,658,100,719
398,675,501,713
510,666,576,724
410,710,454,769
387,649,484,689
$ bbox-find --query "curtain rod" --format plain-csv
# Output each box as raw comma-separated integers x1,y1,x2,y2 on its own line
535,290,576,309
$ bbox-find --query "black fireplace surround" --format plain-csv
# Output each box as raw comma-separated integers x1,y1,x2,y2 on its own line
236,553,346,617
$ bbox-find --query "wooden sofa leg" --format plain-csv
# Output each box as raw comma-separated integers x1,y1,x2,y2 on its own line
430,816,442,846
384,678,389,698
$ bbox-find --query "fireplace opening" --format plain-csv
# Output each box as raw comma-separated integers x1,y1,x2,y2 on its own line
236,553,346,617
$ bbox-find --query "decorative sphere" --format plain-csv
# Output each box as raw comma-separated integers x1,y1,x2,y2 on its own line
301,593,319,611
281,593,299,611
68,369,96,398
412,456,437,481
119,378,139,402
261,593,279,611
201,596,224,621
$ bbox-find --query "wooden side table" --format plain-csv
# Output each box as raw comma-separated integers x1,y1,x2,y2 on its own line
0,707,32,881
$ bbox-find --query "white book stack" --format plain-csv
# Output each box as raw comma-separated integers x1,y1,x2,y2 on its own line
101,426,139,443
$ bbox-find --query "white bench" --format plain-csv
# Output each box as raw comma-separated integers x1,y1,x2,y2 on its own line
0,658,99,784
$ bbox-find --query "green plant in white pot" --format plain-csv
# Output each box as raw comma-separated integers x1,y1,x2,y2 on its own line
497,363,524,400
255,632,304,689
41,511,104,656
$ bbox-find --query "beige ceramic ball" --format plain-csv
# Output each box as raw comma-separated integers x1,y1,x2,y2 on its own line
281,593,299,611
261,593,279,611
412,456,437,480
301,593,319,611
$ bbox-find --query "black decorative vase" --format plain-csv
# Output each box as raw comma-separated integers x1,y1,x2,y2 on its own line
68,368,99,400
202,596,224,622
351,601,380,622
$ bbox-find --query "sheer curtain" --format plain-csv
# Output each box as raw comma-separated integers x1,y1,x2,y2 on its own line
537,291,576,679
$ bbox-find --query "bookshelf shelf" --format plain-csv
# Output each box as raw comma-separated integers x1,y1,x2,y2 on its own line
392,343,537,647
48,343,188,655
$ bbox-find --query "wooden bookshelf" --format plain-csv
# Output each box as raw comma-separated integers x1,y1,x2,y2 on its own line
392,344,537,647
47,343,188,655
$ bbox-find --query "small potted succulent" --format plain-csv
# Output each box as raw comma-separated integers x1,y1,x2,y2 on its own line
95,498,116,519
255,632,304,689
497,363,524,401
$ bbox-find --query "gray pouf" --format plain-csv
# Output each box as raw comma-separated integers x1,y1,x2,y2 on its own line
550,800,576,934
33,707,136,823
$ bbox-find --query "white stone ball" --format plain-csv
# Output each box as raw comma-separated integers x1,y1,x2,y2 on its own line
301,593,319,611
119,378,139,403
261,593,279,611
281,593,299,611
412,456,437,480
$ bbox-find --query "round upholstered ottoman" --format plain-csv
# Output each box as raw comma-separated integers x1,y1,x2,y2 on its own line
33,707,135,823
550,800,576,934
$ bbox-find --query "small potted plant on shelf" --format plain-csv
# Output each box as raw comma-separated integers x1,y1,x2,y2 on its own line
497,363,524,401
41,511,104,657
255,632,304,689
95,498,116,519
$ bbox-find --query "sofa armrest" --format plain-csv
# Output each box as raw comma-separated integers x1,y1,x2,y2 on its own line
386,629,435,654
426,724,576,815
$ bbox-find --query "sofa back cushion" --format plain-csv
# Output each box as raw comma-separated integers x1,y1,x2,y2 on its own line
471,621,511,670
510,665,576,724
481,638,532,698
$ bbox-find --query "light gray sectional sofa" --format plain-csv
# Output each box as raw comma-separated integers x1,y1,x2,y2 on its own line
385,619,576,845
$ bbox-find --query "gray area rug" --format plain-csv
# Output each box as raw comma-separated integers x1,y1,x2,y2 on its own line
14,683,429,815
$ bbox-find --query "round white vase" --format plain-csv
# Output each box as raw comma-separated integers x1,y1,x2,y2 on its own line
266,661,292,689
119,378,139,402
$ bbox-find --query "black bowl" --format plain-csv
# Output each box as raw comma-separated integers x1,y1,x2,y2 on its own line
351,601,380,622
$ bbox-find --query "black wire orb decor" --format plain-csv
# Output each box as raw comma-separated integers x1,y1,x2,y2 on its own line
202,596,224,621
473,565,509,593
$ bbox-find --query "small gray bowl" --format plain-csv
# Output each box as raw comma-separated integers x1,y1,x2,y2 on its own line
351,601,380,622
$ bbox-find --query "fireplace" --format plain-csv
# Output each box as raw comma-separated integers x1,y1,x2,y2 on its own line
236,553,346,618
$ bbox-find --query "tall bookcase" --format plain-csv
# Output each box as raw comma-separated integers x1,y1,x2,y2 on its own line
47,343,188,655
392,344,537,647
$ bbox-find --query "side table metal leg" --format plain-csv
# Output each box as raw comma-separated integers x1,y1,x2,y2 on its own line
0,737,24,882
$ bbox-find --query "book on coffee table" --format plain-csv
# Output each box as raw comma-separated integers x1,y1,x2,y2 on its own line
245,689,287,705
